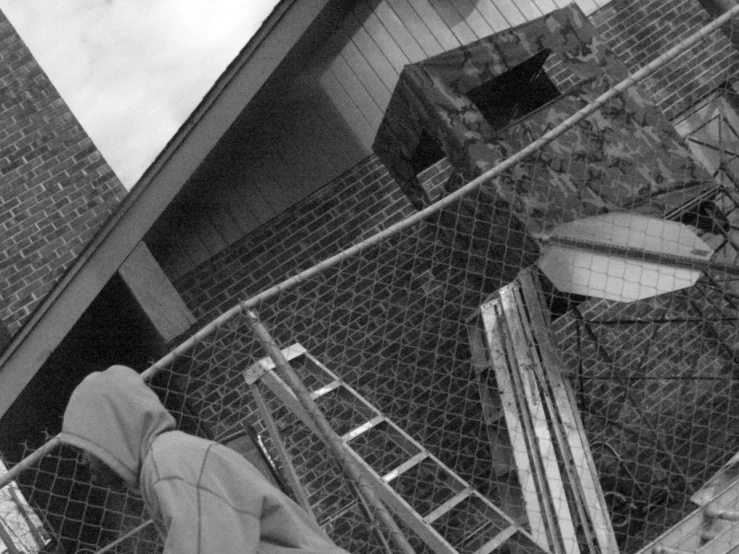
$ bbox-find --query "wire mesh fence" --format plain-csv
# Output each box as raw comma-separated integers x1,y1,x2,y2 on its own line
3,5,739,554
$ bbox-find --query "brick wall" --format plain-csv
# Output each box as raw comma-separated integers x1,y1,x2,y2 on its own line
174,156,453,323
174,0,739,324
591,0,739,120
0,11,126,337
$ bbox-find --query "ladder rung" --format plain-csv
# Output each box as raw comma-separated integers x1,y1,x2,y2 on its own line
382,452,429,483
342,415,385,442
424,488,473,524
473,525,518,554
309,380,341,400
654,546,692,554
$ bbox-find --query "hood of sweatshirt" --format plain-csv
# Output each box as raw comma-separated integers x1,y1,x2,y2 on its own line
59,365,176,489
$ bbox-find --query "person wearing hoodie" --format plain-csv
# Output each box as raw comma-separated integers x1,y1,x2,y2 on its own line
59,365,349,554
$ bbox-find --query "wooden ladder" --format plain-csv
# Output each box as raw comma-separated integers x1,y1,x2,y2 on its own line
244,344,548,554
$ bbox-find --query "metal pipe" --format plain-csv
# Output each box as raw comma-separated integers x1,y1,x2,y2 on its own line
0,436,60,490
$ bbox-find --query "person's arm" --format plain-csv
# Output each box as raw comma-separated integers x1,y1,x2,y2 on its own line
148,475,263,554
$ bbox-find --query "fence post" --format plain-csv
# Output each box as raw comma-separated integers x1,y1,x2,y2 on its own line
245,310,417,554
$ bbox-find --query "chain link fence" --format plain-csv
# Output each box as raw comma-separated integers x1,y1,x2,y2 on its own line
3,6,739,554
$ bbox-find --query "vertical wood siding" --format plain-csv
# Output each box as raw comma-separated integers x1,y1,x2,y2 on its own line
149,84,366,280
319,0,611,151
151,0,612,281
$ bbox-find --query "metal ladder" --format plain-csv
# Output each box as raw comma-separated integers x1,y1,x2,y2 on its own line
636,468,739,554
244,344,548,554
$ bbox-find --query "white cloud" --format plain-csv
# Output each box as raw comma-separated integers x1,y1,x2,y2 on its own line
0,0,278,188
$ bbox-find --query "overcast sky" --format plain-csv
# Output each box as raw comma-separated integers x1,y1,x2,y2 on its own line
0,0,279,188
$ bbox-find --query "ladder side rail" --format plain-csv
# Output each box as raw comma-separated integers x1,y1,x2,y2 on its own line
252,385,318,520
510,282,598,554
517,271,619,554
500,286,580,554
518,270,619,554
482,301,555,553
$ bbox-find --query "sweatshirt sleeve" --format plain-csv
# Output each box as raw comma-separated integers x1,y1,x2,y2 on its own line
148,474,263,554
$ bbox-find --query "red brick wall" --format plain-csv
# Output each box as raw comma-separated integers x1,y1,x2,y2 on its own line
0,12,126,336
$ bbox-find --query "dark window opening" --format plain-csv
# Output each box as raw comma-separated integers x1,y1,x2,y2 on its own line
411,129,446,175
467,49,560,130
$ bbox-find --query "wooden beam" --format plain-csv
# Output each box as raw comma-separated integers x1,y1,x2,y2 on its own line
118,242,195,343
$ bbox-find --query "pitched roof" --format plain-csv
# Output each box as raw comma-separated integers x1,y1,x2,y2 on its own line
0,0,337,418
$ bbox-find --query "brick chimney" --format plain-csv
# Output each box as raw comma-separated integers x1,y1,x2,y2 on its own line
0,10,127,339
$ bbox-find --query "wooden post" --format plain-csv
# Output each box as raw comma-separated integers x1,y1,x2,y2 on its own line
245,310,416,554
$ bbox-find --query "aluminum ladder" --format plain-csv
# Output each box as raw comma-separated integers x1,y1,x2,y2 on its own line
244,343,548,554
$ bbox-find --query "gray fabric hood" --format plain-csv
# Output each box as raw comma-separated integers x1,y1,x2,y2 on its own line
60,365,176,489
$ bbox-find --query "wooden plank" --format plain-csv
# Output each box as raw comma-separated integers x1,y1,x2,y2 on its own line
510,0,544,20
427,0,479,44
118,242,195,342
532,0,559,13
355,2,411,74
481,301,552,552
387,0,444,57
573,0,601,16
339,36,393,109
472,1,514,33
329,53,385,129
509,281,599,554
346,22,400,93
448,0,496,38
489,0,528,25
500,286,579,554
407,0,461,51
375,1,428,63
518,270,619,554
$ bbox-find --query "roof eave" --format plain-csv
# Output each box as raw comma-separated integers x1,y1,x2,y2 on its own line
0,0,335,419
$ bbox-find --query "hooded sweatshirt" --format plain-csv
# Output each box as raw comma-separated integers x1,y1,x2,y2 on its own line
60,365,349,554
